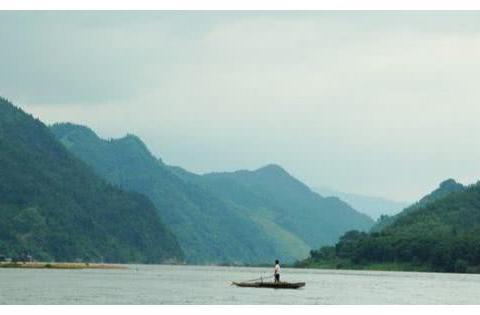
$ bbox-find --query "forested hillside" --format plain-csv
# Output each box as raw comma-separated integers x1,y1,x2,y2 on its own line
51,123,294,264
298,180,480,273
372,179,465,231
0,98,183,263
201,166,374,248
51,123,374,264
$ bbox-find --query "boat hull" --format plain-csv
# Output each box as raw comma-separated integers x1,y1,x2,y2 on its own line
232,281,305,289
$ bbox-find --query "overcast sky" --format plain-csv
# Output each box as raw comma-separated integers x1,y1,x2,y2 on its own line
2,11,480,202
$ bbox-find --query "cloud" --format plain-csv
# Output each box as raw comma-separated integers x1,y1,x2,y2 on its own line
0,11,216,104
3,11,480,200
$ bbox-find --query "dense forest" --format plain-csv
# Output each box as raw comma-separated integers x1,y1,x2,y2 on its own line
51,123,374,264
0,98,183,263
297,179,480,273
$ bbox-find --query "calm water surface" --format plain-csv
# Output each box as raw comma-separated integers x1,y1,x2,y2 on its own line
1,265,480,304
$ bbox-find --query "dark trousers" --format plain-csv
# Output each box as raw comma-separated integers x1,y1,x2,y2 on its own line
274,273,280,283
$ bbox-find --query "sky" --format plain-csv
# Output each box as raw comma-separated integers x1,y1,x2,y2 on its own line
2,11,480,202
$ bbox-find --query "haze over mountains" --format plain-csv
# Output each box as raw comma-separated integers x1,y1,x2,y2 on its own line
51,123,288,264
0,97,377,265
200,167,373,248
314,186,409,220
3,96,480,274
50,122,374,264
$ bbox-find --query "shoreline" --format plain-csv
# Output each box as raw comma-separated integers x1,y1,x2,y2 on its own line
1,261,476,275
0,262,126,270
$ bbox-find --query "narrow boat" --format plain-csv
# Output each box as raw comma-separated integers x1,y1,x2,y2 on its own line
232,281,306,289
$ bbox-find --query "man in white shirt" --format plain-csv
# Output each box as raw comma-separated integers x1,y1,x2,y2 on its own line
274,259,280,283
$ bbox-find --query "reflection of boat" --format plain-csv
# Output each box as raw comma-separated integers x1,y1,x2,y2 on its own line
232,281,306,289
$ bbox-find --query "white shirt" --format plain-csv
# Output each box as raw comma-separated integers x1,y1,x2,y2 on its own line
274,264,280,275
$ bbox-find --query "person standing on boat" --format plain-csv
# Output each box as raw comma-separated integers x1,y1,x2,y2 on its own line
274,260,280,283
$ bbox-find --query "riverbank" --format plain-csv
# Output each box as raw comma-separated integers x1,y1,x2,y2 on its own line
0,262,126,269
299,262,430,272
294,258,480,274
294,257,435,272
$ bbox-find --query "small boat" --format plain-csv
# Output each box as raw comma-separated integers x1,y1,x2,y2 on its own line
232,281,306,289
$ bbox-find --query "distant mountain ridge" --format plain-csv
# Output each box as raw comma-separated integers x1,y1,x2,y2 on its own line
0,98,183,263
51,123,375,264
313,186,409,220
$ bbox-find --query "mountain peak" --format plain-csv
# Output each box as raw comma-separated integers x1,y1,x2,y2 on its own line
115,133,157,160
118,133,145,146
255,163,287,174
415,178,465,205
51,123,160,163
50,122,99,140
439,178,463,190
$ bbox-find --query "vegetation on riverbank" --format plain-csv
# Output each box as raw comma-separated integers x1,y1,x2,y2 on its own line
297,180,480,274
295,256,432,272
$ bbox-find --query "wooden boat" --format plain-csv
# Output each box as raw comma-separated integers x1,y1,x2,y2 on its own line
232,281,306,289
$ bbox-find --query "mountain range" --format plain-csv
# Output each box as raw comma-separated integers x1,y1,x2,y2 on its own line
50,122,374,264
3,95,479,273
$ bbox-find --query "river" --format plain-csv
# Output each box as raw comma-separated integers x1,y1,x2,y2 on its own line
1,264,480,304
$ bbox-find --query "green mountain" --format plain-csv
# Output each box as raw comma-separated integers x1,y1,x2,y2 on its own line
314,186,409,220
0,97,183,263
51,123,289,264
51,123,375,264
298,179,480,273
169,165,314,263
201,166,374,248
